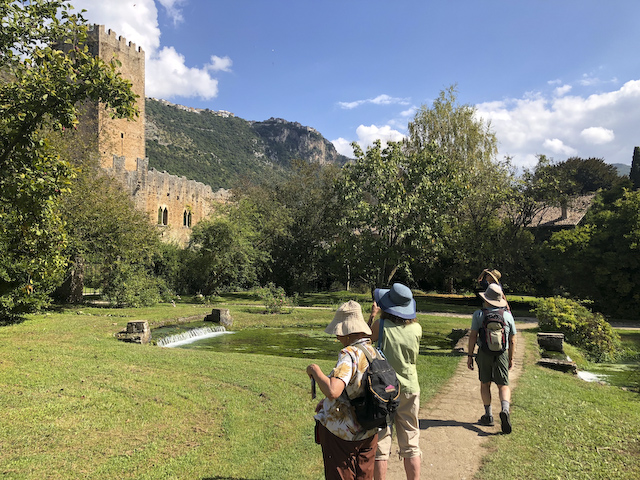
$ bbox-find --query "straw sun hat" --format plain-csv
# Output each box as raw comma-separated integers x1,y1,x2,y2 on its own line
324,300,372,336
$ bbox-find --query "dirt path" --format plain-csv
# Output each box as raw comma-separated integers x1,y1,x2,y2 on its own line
385,319,538,480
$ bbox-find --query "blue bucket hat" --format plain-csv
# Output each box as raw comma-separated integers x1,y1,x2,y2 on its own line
374,283,416,319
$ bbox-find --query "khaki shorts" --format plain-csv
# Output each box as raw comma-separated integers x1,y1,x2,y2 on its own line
376,392,422,460
475,350,510,385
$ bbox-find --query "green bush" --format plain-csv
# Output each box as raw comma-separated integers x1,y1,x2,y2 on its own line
256,283,296,314
534,296,621,362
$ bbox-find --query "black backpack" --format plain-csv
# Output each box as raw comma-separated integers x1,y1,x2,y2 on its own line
479,307,508,356
346,342,401,430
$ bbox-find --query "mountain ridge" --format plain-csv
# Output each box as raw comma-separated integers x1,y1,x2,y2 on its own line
145,98,349,190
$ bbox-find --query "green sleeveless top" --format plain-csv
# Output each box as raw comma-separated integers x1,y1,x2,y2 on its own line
379,320,422,394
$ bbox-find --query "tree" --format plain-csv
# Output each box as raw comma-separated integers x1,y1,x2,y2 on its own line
544,190,640,317
58,162,163,306
0,1,137,320
631,146,640,190
406,85,515,291
333,140,464,288
183,214,265,295
549,157,620,195
233,161,342,293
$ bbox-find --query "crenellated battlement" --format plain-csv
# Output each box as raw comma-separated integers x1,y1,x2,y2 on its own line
87,24,144,55
84,25,224,243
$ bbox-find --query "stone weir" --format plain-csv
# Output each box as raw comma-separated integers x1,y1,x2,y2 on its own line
156,325,230,347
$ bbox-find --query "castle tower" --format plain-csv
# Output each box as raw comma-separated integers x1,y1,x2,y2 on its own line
85,24,146,170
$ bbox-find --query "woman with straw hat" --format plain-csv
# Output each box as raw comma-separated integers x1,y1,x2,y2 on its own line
307,300,379,480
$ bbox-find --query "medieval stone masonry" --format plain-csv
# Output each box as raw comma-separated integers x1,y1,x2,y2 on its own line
85,25,225,244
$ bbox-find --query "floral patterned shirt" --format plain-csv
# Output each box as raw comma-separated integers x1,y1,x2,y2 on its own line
314,338,379,441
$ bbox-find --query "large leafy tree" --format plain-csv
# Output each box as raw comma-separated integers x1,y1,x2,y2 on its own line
0,1,137,319
233,161,342,293
182,213,265,295
406,85,514,291
545,189,640,317
334,140,464,288
58,162,163,305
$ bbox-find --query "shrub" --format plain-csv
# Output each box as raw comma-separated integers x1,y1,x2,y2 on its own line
256,283,296,314
534,297,621,362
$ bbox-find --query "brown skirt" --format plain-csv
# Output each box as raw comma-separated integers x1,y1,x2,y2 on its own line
316,421,378,480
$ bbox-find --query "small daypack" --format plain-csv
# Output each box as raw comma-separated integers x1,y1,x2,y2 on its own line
479,308,508,356
346,341,400,430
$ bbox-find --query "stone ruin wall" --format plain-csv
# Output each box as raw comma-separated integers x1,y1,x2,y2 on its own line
86,25,227,244
106,156,228,245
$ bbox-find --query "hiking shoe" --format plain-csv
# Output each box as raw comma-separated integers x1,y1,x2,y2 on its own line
478,414,494,426
500,411,512,434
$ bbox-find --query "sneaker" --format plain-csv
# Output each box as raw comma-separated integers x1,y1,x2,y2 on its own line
478,414,494,426
500,411,512,434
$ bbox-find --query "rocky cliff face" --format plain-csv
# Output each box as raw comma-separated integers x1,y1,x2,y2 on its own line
250,117,348,166
145,99,348,189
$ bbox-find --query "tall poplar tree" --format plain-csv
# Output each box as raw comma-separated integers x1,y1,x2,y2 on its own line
631,146,640,190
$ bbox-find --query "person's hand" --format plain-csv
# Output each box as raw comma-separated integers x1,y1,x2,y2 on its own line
467,356,475,370
307,364,320,379
508,357,514,370
370,301,381,319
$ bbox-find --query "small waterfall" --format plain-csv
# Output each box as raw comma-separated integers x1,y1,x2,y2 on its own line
157,325,231,348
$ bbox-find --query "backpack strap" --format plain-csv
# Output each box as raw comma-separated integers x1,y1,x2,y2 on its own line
378,318,384,350
354,342,375,363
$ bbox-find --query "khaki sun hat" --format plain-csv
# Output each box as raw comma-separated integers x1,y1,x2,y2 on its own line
483,269,501,284
479,283,508,308
324,300,372,336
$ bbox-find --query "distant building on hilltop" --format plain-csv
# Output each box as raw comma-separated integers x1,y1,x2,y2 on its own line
83,24,226,244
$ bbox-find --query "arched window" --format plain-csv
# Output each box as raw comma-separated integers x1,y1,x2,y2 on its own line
183,210,193,227
162,207,168,226
157,207,163,225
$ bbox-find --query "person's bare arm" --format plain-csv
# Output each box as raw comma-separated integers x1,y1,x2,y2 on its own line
467,330,478,370
306,364,346,400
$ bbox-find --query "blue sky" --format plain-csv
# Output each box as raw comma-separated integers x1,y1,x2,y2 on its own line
72,0,640,170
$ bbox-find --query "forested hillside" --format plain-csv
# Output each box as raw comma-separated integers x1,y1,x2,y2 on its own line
145,98,348,189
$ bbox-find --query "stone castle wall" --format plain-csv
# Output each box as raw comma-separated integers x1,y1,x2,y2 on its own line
85,25,226,243
105,156,227,244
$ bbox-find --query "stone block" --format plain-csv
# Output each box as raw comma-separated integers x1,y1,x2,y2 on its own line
204,308,233,327
538,332,564,352
116,320,151,344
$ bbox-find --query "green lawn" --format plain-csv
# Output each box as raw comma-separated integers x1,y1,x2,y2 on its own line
0,300,464,479
2,293,638,479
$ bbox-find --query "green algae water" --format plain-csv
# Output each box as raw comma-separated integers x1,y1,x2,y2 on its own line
153,323,454,360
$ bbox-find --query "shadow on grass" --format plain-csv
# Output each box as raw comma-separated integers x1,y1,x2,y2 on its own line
203,477,256,480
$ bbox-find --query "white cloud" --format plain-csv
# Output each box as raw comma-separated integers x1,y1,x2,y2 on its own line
554,84,572,96
207,55,233,73
156,0,186,25
72,0,227,100
543,138,578,156
476,79,640,169
580,127,615,145
332,124,406,158
332,138,354,157
146,47,219,98
338,94,411,110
